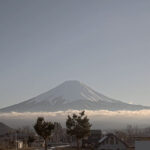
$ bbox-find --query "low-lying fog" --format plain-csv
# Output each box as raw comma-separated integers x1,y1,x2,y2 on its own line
1,110,150,129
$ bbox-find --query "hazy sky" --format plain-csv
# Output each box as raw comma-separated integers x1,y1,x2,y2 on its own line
1,0,150,108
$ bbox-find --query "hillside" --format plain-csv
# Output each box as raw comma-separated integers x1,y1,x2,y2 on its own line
0,122,13,135
0,80,149,112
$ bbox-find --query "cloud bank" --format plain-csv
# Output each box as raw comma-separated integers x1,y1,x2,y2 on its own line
0,110,150,129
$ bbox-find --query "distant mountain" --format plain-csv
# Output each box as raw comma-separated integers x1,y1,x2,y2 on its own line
0,80,149,112
0,122,13,135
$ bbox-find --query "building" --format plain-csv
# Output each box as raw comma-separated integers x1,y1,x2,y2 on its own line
82,130,102,148
97,133,131,150
134,137,150,150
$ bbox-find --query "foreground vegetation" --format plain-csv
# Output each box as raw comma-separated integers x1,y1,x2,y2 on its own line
33,111,91,150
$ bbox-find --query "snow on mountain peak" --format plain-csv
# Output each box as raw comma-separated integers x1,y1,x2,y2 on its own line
1,80,149,112
32,80,109,104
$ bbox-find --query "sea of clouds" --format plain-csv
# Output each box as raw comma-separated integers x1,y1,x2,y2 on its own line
0,109,150,129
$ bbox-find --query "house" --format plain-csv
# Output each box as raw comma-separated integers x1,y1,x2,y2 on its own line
134,137,150,150
82,130,102,148
97,133,131,150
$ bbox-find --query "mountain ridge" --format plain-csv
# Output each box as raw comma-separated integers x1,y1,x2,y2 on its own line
0,80,149,112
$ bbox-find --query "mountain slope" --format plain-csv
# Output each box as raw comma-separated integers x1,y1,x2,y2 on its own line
0,122,13,135
0,80,149,112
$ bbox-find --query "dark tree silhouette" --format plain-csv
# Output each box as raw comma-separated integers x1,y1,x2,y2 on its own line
27,136,35,147
34,117,54,150
66,111,92,150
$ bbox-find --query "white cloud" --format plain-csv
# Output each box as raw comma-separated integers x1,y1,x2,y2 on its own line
1,110,150,129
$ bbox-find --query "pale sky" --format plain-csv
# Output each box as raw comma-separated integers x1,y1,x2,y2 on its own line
0,0,150,108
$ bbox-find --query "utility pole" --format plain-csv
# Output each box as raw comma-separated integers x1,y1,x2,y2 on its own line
16,131,18,150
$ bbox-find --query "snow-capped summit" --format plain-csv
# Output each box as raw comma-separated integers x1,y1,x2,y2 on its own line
33,80,114,104
0,80,149,112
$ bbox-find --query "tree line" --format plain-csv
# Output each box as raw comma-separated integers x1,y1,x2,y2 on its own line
34,111,91,150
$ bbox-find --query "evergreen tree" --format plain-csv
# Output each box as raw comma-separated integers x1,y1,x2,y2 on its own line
66,111,92,150
34,117,54,150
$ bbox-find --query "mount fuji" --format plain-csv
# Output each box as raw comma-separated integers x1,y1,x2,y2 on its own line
0,80,149,112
